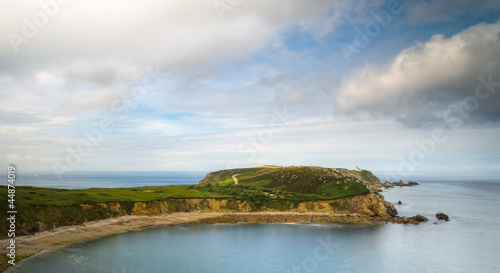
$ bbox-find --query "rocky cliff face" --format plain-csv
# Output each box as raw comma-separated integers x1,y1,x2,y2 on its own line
10,193,396,235
126,193,395,216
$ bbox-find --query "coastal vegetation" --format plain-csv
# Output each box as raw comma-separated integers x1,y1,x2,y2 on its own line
199,166,375,199
0,166,388,237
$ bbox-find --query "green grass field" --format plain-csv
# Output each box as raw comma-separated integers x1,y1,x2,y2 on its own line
200,166,372,200
0,185,233,207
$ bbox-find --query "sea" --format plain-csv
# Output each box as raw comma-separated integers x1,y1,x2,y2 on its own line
5,172,500,273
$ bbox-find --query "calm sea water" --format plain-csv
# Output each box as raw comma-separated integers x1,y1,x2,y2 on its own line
6,171,208,189
6,175,500,273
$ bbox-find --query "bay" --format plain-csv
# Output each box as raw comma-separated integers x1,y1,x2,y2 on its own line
7,176,500,273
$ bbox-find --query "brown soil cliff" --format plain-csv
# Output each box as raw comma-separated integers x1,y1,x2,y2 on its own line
14,193,396,235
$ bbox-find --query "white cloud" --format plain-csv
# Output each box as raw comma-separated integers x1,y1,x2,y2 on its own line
0,0,353,71
0,0,352,125
336,20,500,127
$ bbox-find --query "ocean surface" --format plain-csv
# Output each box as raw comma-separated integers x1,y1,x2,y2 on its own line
6,171,208,189
6,174,500,273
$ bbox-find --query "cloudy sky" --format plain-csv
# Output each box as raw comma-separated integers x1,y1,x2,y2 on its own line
1,0,499,179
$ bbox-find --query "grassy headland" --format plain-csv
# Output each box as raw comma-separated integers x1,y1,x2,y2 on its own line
0,166,385,236
198,166,376,199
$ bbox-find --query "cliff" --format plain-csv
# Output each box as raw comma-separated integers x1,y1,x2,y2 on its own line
3,193,396,236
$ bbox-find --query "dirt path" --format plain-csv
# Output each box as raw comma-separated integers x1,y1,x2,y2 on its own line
232,174,239,185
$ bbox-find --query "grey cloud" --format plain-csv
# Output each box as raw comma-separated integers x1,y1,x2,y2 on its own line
0,109,45,125
405,0,500,23
63,66,121,88
335,20,500,128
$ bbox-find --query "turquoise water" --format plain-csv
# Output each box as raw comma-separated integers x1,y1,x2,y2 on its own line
7,179,500,273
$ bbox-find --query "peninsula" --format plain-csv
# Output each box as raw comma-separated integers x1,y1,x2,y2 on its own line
1,166,411,270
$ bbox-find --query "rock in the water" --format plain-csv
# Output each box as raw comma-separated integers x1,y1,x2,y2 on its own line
398,179,405,186
394,216,419,224
433,222,438,225
408,180,419,186
384,181,394,188
436,212,450,221
410,214,429,222
397,200,402,205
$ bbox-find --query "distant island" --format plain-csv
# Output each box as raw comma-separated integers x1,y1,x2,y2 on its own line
0,166,424,269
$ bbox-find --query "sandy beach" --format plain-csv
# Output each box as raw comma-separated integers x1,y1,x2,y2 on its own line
1,212,395,263
1,213,222,259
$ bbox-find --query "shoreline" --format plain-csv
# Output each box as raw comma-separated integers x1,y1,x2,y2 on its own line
1,212,401,271
0,213,222,272
199,212,396,224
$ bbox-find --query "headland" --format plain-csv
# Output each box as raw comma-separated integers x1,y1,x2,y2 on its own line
0,166,423,270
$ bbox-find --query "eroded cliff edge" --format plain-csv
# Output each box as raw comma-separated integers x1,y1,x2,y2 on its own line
8,193,396,235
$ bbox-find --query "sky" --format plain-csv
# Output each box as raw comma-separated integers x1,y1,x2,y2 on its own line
1,0,499,180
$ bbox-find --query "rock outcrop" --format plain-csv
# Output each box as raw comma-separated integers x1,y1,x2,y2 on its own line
394,214,429,224
383,181,394,188
410,214,429,222
384,201,398,217
373,183,383,192
391,180,420,187
394,217,419,224
436,212,450,221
